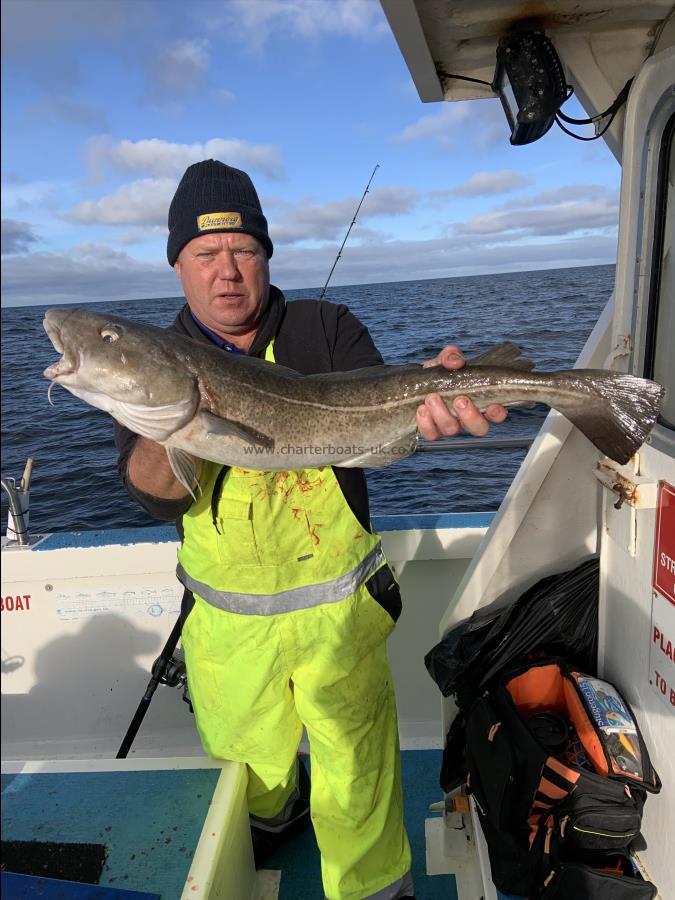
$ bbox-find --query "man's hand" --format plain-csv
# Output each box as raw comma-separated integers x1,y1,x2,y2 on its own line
128,436,194,500
416,345,508,440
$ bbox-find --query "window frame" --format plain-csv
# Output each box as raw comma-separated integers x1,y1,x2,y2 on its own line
643,110,674,433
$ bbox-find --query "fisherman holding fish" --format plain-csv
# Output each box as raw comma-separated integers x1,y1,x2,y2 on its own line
117,160,506,900
43,160,662,900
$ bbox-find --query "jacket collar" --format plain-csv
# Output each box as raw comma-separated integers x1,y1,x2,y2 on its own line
173,284,287,358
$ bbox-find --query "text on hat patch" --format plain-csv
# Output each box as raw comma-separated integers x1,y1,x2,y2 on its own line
198,212,243,231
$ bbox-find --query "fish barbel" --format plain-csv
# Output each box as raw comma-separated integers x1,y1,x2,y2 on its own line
43,308,664,494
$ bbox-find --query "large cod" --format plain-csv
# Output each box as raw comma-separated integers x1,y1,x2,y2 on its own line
44,308,664,495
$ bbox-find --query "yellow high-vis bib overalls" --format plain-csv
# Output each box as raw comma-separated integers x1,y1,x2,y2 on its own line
177,343,412,900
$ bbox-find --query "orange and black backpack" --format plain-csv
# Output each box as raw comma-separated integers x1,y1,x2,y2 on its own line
465,658,661,898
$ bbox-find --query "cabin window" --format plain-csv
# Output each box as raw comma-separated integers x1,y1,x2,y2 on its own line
645,112,674,431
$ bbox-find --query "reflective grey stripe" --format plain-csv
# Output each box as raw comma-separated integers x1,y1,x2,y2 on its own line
250,760,307,833
177,543,385,615
249,786,302,832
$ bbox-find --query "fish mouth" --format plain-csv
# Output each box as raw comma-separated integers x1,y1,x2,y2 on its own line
43,317,79,380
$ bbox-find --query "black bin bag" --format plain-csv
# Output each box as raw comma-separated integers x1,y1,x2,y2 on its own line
426,556,599,700
425,557,599,792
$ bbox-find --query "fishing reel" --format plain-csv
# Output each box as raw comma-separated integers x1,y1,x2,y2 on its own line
152,645,193,712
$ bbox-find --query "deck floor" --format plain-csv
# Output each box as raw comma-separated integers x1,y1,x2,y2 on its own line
2,751,457,899
1,768,220,899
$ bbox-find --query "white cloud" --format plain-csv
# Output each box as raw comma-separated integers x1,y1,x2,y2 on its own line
270,187,419,244
216,0,388,47
64,170,416,237
2,0,129,51
1,0,141,90
86,137,285,181
501,185,615,208
1,179,62,213
268,233,617,290
2,228,618,306
391,97,511,149
115,226,169,246
1,246,178,305
471,100,511,149
1,218,39,255
390,103,471,145
444,170,530,198
27,95,108,130
70,241,145,265
215,89,236,109
1,172,26,186
459,195,618,237
64,178,175,227
144,40,209,105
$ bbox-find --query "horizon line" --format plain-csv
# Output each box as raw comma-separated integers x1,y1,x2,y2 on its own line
0,260,616,309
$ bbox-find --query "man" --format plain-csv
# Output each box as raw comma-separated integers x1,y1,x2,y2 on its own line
115,159,506,900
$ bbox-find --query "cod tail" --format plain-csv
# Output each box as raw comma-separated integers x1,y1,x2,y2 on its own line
553,370,665,465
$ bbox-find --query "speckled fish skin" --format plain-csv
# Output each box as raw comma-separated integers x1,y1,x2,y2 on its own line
43,308,665,487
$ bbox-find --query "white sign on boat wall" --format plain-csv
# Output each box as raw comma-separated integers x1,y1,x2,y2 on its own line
649,482,675,710
598,44,675,898
650,589,675,709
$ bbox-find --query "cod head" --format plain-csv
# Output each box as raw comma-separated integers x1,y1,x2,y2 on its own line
43,308,199,441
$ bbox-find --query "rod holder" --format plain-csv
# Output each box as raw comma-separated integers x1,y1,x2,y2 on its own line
1,457,34,547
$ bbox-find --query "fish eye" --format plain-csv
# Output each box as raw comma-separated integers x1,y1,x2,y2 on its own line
101,324,122,344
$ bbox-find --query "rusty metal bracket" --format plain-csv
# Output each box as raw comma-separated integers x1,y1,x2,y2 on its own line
595,456,658,509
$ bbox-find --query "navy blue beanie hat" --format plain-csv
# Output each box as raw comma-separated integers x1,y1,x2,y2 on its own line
167,159,273,265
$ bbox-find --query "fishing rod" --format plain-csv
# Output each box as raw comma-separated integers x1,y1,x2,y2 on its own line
416,436,535,452
319,163,380,299
117,610,189,758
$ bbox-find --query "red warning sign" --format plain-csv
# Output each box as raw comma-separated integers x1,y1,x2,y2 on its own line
653,481,675,605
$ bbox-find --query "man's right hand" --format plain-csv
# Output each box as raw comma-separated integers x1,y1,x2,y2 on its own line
127,437,195,500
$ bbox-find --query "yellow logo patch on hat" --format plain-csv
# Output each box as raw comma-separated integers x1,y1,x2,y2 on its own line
198,212,243,231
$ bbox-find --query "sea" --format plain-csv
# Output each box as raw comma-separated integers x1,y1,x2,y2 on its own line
1,264,614,535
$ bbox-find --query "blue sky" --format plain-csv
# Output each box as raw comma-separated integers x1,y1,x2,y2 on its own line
1,0,620,306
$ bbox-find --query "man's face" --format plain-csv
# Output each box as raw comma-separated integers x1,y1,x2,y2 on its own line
174,232,270,335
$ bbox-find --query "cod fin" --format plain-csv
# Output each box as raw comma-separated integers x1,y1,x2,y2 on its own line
467,342,535,372
197,412,275,450
552,371,664,464
166,447,202,501
337,433,418,469
63,388,199,443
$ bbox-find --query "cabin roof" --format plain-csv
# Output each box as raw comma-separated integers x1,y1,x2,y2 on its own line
380,1,675,103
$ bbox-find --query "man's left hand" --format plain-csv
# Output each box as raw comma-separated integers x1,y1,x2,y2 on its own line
416,345,508,440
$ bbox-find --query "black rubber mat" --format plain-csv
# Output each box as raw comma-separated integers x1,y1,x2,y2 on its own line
1,840,107,884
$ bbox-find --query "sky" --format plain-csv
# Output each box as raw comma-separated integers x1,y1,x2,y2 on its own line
1,0,621,306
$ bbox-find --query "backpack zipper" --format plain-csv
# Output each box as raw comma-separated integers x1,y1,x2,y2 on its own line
572,824,638,839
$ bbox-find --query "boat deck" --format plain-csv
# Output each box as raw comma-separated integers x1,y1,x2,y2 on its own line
1,766,220,899
1,751,457,900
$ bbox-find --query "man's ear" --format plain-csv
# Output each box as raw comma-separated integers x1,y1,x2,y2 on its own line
173,260,182,278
